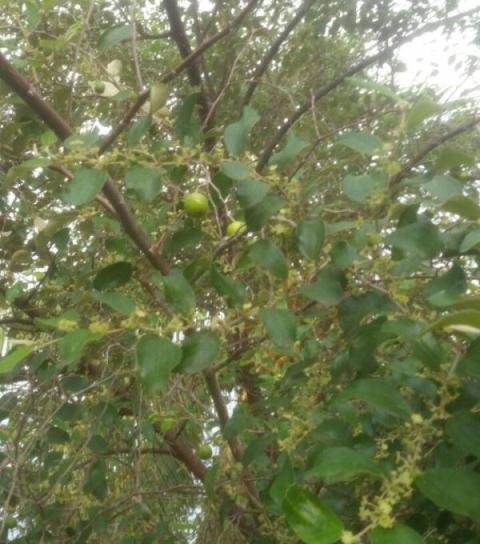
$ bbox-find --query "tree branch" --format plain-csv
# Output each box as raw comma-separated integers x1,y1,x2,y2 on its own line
256,6,480,172
242,0,315,106
389,116,480,187
0,51,170,275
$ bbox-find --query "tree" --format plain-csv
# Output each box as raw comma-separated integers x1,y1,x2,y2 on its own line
1,0,480,542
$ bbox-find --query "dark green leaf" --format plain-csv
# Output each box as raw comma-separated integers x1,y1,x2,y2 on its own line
260,308,297,351
416,468,480,521
423,263,466,307
136,335,182,393
296,220,325,260
178,330,220,374
224,106,260,157
0,345,32,374
387,221,444,260
442,195,480,220
339,379,412,419
220,160,250,180
62,168,107,206
445,413,480,458
406,96,441,131
270,457,294,505
93,262,133,290
308,447,385,483
99,24,133,49
249,239,288,279
162,269,195,315
84,459,108,502
282,486,344,544
370,524,423,544
270,132,309,168
424,175,463,202
93,291,135,316
337,131,382,155
126,115,152,146
58,329,95,367
300,267,343,306
210,265,247,306
343,174,387,203
245,195,285,231
237,179,270,209
460,229,480,252
125,166,162,202
175,93,201,143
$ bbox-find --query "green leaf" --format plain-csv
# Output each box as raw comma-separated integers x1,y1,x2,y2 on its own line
436,146,474,170
178,330,220,374
175,93,201,144
93,291,135,316
270,457,294,505
282,486,343,544
445,412,480,459
260,308,297,351
337,131,382,155
245,195,285,231
330,240,357,269
0,345,33,374
370,524,423,544
93,262,133,291
127,115,152,146
300,268,344,306
62,168,107,206
249,239,288,279
58,329,95,367
210,265,247,306
308,447,385,483
270,132,309,168
429,310,480,335
422,263,466,307
343,174,387,203
136,335,182,393
224,106,260,157
84,459,108,502
220,160,250,180
424,175,463,202
162,269,195,315
125,166,162,202
296,220,325,260
442,195,480,220
150,82,169,113
339,379,412,419
237,178,270,209
458,337,480,378
338,291,392,333
387,221,444,260
416,468,480,521
460,229,480,252
406,96,441,131
99,24,133,49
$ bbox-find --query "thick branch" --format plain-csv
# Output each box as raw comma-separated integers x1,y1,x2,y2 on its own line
243,0,315,106
256,6,480,172
0,51,170,275
389,116,480,187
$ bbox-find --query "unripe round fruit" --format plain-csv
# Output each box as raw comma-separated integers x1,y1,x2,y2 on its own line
94,81,105,94
197,444,213,460
226,220,246,236
183,192,209,217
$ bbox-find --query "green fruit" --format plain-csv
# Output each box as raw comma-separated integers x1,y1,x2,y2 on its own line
94,81,105,94
183,192,209,217
226,220,246,236
197,444,213,460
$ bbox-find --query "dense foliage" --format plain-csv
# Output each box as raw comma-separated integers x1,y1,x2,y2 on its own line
1,1,480,542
